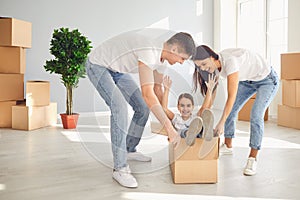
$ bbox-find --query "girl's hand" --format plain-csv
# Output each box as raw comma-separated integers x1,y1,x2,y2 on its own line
205,73,218,94
163,75,172,89
214,121,225,136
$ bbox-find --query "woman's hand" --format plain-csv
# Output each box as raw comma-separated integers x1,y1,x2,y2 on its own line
214,121,225,136
205,73,218,94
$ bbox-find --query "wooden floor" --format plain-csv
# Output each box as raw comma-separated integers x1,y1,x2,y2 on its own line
0,112,299,200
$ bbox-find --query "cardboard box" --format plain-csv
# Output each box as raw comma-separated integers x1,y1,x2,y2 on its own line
169,138,219,183
281,52,300,80
277,104,300,130
0,17,32,48
0,74,24,101
26,81,50,106
0,46,26,73
0,101,17,128
238,98,268,121
282,80,300,107
12,102,57,131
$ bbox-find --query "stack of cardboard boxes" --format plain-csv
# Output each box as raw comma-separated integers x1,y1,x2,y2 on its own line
0,17,57,130
278,53,300,129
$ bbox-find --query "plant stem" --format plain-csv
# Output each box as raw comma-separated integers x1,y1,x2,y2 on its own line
66,84,73,115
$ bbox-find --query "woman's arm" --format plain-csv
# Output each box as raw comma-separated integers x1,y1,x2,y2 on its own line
162,76,175,120
214,72,239,135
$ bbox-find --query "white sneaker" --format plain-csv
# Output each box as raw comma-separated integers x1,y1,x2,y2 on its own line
219,143,233,155
201,109,214,141
185,116,203,146
112,165,138,188
127,152,152,162
243,157,257,176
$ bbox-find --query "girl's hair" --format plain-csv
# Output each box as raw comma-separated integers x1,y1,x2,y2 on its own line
192,45,219,96
177,93,194,106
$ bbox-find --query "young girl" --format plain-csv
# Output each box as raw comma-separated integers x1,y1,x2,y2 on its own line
161,75,216,146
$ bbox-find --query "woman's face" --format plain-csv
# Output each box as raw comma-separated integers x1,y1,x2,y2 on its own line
194,57,217,73
177,97,194,118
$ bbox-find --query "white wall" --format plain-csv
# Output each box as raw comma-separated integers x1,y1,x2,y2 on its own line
288,0,300,52
0,0,214,114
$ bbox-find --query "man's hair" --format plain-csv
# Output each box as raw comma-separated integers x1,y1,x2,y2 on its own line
166,32,196,57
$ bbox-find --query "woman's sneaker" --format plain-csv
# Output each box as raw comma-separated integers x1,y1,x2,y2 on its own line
243,157,257,176
185,117,203,146
219,143,233,155
201,109,214,141
112,165,138,188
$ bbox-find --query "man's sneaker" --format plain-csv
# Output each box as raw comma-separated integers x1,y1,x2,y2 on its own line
112,165,138,188
219,143,233,155
201,109,214,141
127,152,152,162
185,117,203,146
243,157,257,176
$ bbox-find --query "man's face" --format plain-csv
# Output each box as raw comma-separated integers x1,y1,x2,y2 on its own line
165,46,190,65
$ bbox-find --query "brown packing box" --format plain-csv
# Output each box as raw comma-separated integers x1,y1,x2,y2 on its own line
277,104,300,130
169,138,219,184
0,46,26,73
12,102,57,131
281,52,300,80
0,101,17,128
238,98,268,121
0,17,32,48
282,80,300,107
26,81,50,106
0,74,24,101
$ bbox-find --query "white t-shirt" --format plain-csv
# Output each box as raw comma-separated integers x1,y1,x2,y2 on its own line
89,29,175,74
172,113,197,131
218,48,271,81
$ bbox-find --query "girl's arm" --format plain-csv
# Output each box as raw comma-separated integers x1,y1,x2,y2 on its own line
162,76,175,120
197,73,218,116
214,72,239,135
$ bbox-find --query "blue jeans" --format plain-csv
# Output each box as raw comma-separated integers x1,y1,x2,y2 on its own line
85,60,150,169
224,68,279,150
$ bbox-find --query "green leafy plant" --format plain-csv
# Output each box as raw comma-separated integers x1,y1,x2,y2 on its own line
44,27,92,115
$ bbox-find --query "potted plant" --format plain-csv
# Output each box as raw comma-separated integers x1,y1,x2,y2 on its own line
44,27,92,129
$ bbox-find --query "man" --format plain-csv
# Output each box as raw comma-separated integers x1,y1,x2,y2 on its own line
86,29,195,188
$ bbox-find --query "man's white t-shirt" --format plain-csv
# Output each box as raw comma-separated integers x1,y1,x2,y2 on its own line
218,48,271,81
89,29,175,74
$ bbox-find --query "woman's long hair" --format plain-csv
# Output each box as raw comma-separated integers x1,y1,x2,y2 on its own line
192,45,219,96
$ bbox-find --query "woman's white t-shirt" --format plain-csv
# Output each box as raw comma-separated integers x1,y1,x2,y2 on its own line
89,29,174,74
218,48,271,81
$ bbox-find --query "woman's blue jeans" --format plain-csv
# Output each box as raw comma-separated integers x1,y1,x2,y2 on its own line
85,60,150,169
224,68,279,150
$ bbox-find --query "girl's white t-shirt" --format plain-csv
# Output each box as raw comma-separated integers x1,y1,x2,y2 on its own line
172,113,197,131
218,48,271,81
89,29,174,74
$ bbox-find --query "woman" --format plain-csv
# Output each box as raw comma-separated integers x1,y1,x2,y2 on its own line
193,45,279,176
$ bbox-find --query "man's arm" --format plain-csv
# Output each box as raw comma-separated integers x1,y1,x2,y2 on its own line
153,70,164,103
138,61,179,145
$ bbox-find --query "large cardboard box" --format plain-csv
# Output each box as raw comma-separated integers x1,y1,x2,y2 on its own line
238,98,268,121
282,80,300,107
12,102,57,131
277,104,300,130
0,101,17,128
0,74,24,101
26,81,50,106
281,53,300,80
0,46,26,73
0,17,32,48
169,138,219,183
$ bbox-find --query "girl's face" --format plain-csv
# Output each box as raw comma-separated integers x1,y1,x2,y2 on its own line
177,97,194,118
194,57,217,73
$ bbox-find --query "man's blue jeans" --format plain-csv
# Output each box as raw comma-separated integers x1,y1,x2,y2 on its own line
86,60,150,169
224,68,279,150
